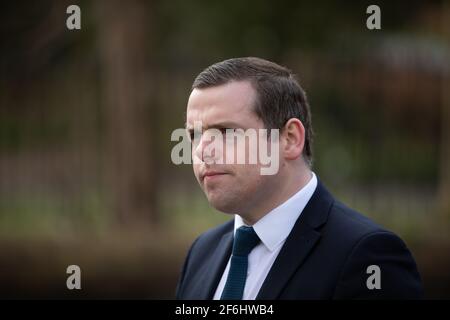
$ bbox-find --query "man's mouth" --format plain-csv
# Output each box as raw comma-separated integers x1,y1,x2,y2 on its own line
201,171,228,182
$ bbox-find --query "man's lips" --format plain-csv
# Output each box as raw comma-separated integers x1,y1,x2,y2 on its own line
201,171,228,181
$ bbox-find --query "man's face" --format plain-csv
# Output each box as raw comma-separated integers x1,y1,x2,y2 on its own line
186,81,281,215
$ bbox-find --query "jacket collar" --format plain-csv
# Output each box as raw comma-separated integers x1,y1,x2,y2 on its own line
256,179,334,299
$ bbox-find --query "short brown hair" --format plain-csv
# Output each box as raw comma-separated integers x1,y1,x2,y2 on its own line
192,57,314,166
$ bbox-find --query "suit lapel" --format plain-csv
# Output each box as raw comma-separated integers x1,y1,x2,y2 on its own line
196,230,233,299
256,180,334,299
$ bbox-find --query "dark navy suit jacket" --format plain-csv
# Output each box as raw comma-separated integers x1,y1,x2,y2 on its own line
176,180,423,299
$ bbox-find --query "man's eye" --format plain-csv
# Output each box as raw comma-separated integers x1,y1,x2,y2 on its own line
220,128,235,135
186,130,196,141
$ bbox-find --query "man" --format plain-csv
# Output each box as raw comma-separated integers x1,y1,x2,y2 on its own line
176,57,423,299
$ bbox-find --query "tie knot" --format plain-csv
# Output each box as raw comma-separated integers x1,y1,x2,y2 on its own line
232,226,260,256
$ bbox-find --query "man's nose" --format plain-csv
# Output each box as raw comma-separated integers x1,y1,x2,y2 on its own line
194,133,208,163
194,132,220,163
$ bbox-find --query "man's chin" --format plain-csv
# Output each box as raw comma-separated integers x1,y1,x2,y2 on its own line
207,198,238,214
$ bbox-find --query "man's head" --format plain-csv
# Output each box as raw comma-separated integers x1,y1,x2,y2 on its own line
186,57,313,223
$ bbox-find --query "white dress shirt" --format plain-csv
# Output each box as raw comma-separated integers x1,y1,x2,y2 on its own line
213,172,318,300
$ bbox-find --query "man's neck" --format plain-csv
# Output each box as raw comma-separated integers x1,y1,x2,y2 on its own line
240,168,313,225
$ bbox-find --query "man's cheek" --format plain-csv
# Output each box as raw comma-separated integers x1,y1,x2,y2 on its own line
192,165,200,179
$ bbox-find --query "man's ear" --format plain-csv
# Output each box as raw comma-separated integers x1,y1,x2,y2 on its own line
282,118,305,160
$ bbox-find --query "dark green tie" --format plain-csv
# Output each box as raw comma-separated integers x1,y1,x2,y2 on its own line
221,226,260,300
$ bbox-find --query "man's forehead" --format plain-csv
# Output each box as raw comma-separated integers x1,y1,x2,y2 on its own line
186,81,257,128
185,109,242,130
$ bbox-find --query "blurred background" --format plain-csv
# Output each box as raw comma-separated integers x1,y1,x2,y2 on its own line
0,0,449,299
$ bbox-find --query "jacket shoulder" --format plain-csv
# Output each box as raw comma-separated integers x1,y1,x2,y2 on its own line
325,200,390,242
324,201,422,298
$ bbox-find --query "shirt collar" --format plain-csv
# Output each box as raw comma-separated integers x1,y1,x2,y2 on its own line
234,172,318,252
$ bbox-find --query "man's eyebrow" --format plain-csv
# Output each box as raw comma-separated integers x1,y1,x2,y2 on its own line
185,121,242,131
207,121,242,130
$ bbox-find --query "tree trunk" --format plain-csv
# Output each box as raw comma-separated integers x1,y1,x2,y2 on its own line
95,0,158,225
437,2,450,220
